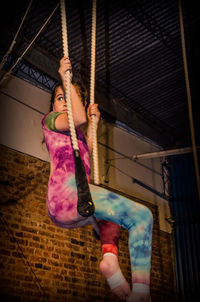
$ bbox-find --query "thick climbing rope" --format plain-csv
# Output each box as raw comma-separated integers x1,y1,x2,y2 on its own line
0,4,59,86
60,0,78,151
60,0,99,217
178,0,200,201
60,0,100,185
90,0,100,185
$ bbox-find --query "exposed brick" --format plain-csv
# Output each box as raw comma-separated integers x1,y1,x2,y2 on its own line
15,232,23,237
29,241,44,249
90,256,98,262
64,263,76,270
21,226,37,234
35,263,43,269
47,226,56,232
71,251,85,259
52,253,59,259
0,145,176,302
0,249,11,256
11,224,19,229
32,235,40,241
57,288,71,295
12,252,23,258
71,238,85,246
48,259,60,267
43,265,51,271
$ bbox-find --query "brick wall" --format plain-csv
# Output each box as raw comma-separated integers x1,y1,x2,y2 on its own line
0,144,177,302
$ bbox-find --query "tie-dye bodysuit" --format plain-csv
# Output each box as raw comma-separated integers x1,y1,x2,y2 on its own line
42,112,153,285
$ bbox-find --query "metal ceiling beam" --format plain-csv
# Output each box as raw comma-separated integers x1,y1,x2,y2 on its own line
125,0,181,61
0,39,174,147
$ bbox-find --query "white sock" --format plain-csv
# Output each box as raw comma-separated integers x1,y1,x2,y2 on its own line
103,253,126,290
107,269,126,290
103,252,117,258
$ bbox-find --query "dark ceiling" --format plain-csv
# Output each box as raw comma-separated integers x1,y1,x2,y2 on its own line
0,0,199,149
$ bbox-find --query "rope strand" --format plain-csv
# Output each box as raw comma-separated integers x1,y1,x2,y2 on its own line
90,0,100,185
60,0,78,151
60,0,100,184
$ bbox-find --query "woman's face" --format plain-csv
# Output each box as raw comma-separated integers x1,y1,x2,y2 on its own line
53,86,67,112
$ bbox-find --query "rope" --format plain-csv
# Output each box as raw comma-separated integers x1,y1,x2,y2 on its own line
60,0,100,183
90,0,100,185
0,4,59,86
60,0,78,151
178,0,200,201
0,0,33,71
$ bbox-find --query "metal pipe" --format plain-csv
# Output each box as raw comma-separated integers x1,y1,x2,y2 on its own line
178,0,200,201
132,146,200,160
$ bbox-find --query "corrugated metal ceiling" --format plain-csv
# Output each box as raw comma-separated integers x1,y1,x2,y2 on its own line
0,0,199,148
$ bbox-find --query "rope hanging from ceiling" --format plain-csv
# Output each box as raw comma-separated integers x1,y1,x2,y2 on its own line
60,0,99,217
89,0,100,185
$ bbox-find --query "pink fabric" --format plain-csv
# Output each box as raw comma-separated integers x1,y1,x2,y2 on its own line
42,113,91,223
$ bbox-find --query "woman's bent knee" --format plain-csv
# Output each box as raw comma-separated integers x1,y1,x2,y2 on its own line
142,206,153,227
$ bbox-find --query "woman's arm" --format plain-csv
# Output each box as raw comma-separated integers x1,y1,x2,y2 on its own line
54,85,87,131
54,57,87,131
86,104,101,154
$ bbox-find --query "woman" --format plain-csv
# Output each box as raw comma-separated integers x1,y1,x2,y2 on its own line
42,56,153,302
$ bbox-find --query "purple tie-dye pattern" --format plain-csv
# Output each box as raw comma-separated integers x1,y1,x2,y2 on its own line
41,113,153,287
42,113,91,223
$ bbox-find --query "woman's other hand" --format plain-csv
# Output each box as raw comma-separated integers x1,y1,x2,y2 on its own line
87,104,101,128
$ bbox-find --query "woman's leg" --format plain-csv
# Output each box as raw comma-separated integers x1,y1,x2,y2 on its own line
98,220,131,299
98,220,120,255
90,184,153,301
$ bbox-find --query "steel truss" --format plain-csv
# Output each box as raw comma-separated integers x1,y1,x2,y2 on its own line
0,50,56,92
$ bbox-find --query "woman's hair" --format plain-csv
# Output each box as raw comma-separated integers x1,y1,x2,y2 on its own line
49,82,61,111
42,68,89,144
49,70,89,112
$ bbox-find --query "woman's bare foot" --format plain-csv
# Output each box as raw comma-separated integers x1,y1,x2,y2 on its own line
100,253,131,300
